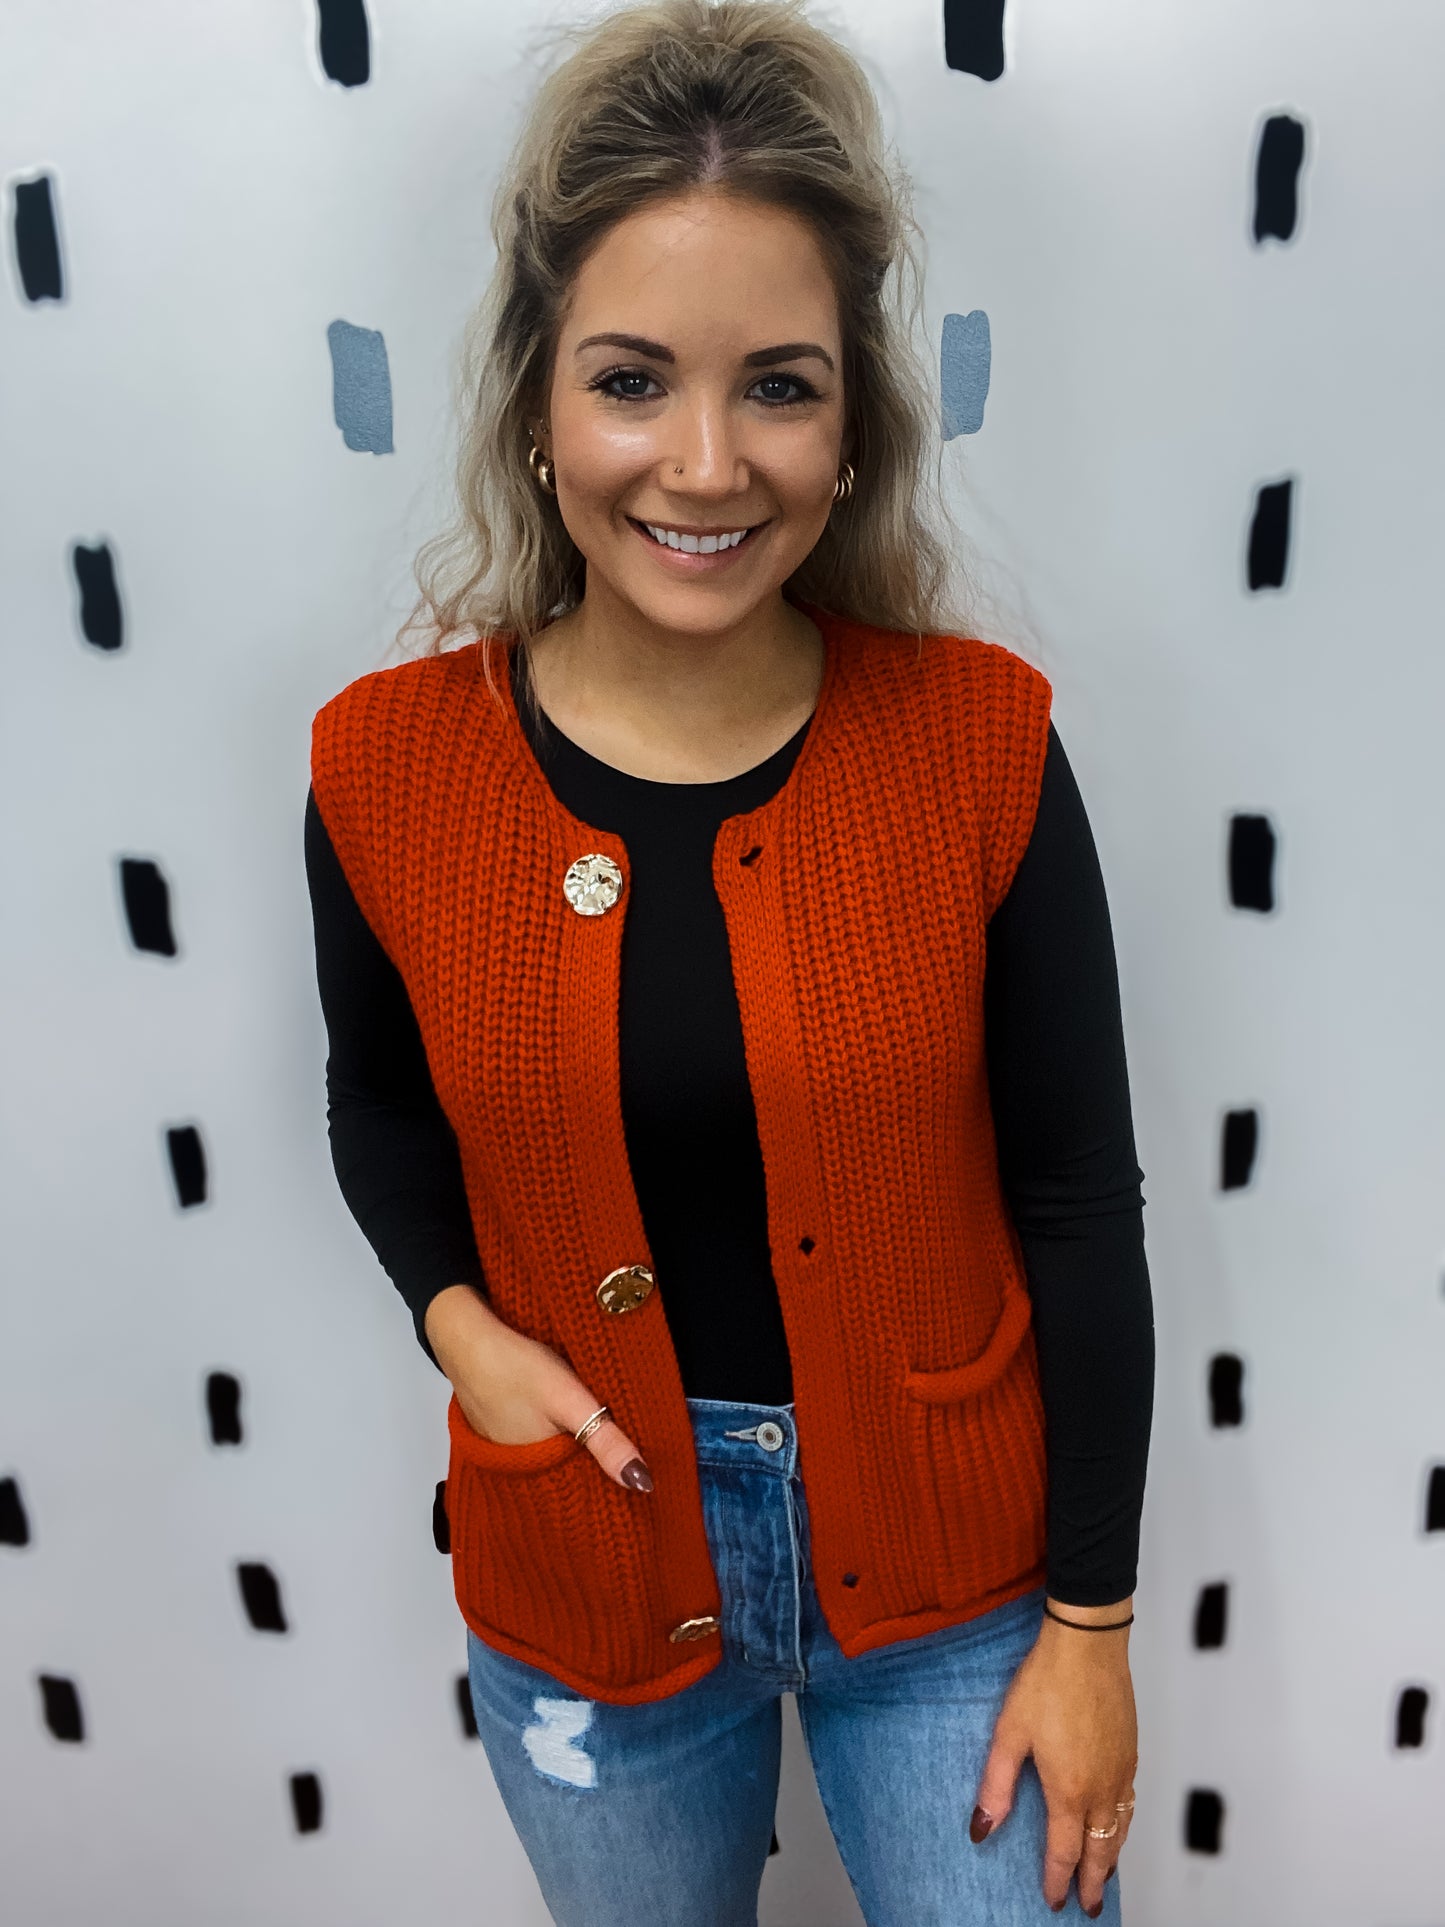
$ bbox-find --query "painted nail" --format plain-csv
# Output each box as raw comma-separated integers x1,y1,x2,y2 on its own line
1086,1906,1104,1920
968,1806,993,1843
1049,1903,1066,1916
620,1459,653,1492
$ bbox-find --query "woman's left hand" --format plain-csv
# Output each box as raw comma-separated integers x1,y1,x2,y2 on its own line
969,1595,1138,1917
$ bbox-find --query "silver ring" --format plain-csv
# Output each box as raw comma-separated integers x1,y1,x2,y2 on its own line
1116,1799,1136,1813
573,1405,610,1445
1084,1820,1120,1840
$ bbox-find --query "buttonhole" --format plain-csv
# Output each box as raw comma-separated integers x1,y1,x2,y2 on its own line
739,845,763,866
798,1236,815,1256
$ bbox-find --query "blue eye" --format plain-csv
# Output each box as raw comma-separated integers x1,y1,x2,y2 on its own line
590,366,660,400
750,372,819,406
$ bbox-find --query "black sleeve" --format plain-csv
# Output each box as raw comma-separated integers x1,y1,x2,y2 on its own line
303,784,487,1372
983,723,1156,1606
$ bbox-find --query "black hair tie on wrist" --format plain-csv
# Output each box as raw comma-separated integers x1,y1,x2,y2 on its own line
1043,1604,1135,1631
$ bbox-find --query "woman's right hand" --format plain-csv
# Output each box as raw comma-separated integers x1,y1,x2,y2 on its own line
424,1283,654,1492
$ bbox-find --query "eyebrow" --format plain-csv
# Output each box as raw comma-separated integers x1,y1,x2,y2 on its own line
573,331,835,374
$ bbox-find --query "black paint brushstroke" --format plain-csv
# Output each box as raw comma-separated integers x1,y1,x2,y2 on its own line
1394,1686,1429,1750
1208,1355,1245,1429
206,1373,243,1447
1228,815,1276,912
1184,1788,1224,1854
1220,1109,1258,1190
290,1770,324,1832
39,1674,85,1742
119,858,177,957
72,542,123,651
1253,114,1305,243
237,1561,288,1633
165,1125,208,1208
0,1475,30,1546
14,174,63,301
456,1674,478,1739
942,0,1004,80
1193,1582,1229,1649
317,0,370,86
1247,478,1292,590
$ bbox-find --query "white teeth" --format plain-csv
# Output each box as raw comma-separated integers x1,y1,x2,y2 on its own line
643,524,750,551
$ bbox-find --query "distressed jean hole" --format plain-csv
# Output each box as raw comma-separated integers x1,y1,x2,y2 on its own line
522,1696,597,1790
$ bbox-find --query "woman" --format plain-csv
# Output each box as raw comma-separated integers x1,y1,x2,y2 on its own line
305,2,1154,1921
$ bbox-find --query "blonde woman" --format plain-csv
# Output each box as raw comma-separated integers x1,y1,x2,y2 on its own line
305,3,1153,1920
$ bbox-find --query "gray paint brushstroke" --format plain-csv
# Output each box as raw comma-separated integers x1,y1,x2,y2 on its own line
328,318,393,453
940,309,990,439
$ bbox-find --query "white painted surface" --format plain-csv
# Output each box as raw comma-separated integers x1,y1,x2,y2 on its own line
2,3,1441,1921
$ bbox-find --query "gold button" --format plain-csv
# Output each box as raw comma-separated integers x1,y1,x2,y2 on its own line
563,853,623,916
668,1615,720,1643
596,1264,655,1314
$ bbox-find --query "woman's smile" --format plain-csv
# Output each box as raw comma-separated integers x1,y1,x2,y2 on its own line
626,515,767,569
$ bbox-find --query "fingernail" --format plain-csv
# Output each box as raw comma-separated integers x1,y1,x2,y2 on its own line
1050,1905,1066,1917
620,1458,653,1492
968,1805,993,1843
1086,1907,1104,1920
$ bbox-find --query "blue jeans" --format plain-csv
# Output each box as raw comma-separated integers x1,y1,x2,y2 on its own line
465,1396,1123,1927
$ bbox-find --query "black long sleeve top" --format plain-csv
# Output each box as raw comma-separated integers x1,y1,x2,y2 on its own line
304,642,1154,1605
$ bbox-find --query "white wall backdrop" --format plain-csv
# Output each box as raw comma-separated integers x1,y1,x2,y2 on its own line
3,2,1442,1922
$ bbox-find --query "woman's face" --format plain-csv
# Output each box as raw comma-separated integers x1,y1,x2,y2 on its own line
542,189,847,639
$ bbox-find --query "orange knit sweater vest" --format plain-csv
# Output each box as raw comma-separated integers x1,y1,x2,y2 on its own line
311,605,1054,1704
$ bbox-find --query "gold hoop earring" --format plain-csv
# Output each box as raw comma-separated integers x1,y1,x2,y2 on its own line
833,461,855,505
529,443,556,494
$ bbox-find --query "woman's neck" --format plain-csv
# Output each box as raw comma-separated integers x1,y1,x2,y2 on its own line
524,591,825,785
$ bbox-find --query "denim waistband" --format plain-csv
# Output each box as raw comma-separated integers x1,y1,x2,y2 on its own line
685,1395,799,1478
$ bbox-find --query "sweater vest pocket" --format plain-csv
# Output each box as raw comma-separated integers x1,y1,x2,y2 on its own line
900,1281,1033,1404
900,1285,1048,1609
443,1393,675,1694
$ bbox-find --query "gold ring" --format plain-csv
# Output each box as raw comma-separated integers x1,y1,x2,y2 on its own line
573,1405,610,1444
1084,1820,1120,1840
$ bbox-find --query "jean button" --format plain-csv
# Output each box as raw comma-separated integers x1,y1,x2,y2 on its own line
755,1421,785,1452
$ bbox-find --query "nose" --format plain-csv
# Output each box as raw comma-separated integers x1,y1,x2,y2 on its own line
668,394,745,496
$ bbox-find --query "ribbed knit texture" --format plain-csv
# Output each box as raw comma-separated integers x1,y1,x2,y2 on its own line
310,605,1054,1704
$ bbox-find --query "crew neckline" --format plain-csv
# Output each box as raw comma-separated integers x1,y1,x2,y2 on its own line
508,639,814,794
487,601,846,826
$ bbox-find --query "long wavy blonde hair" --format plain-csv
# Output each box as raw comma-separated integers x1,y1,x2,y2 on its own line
398,0,965,694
